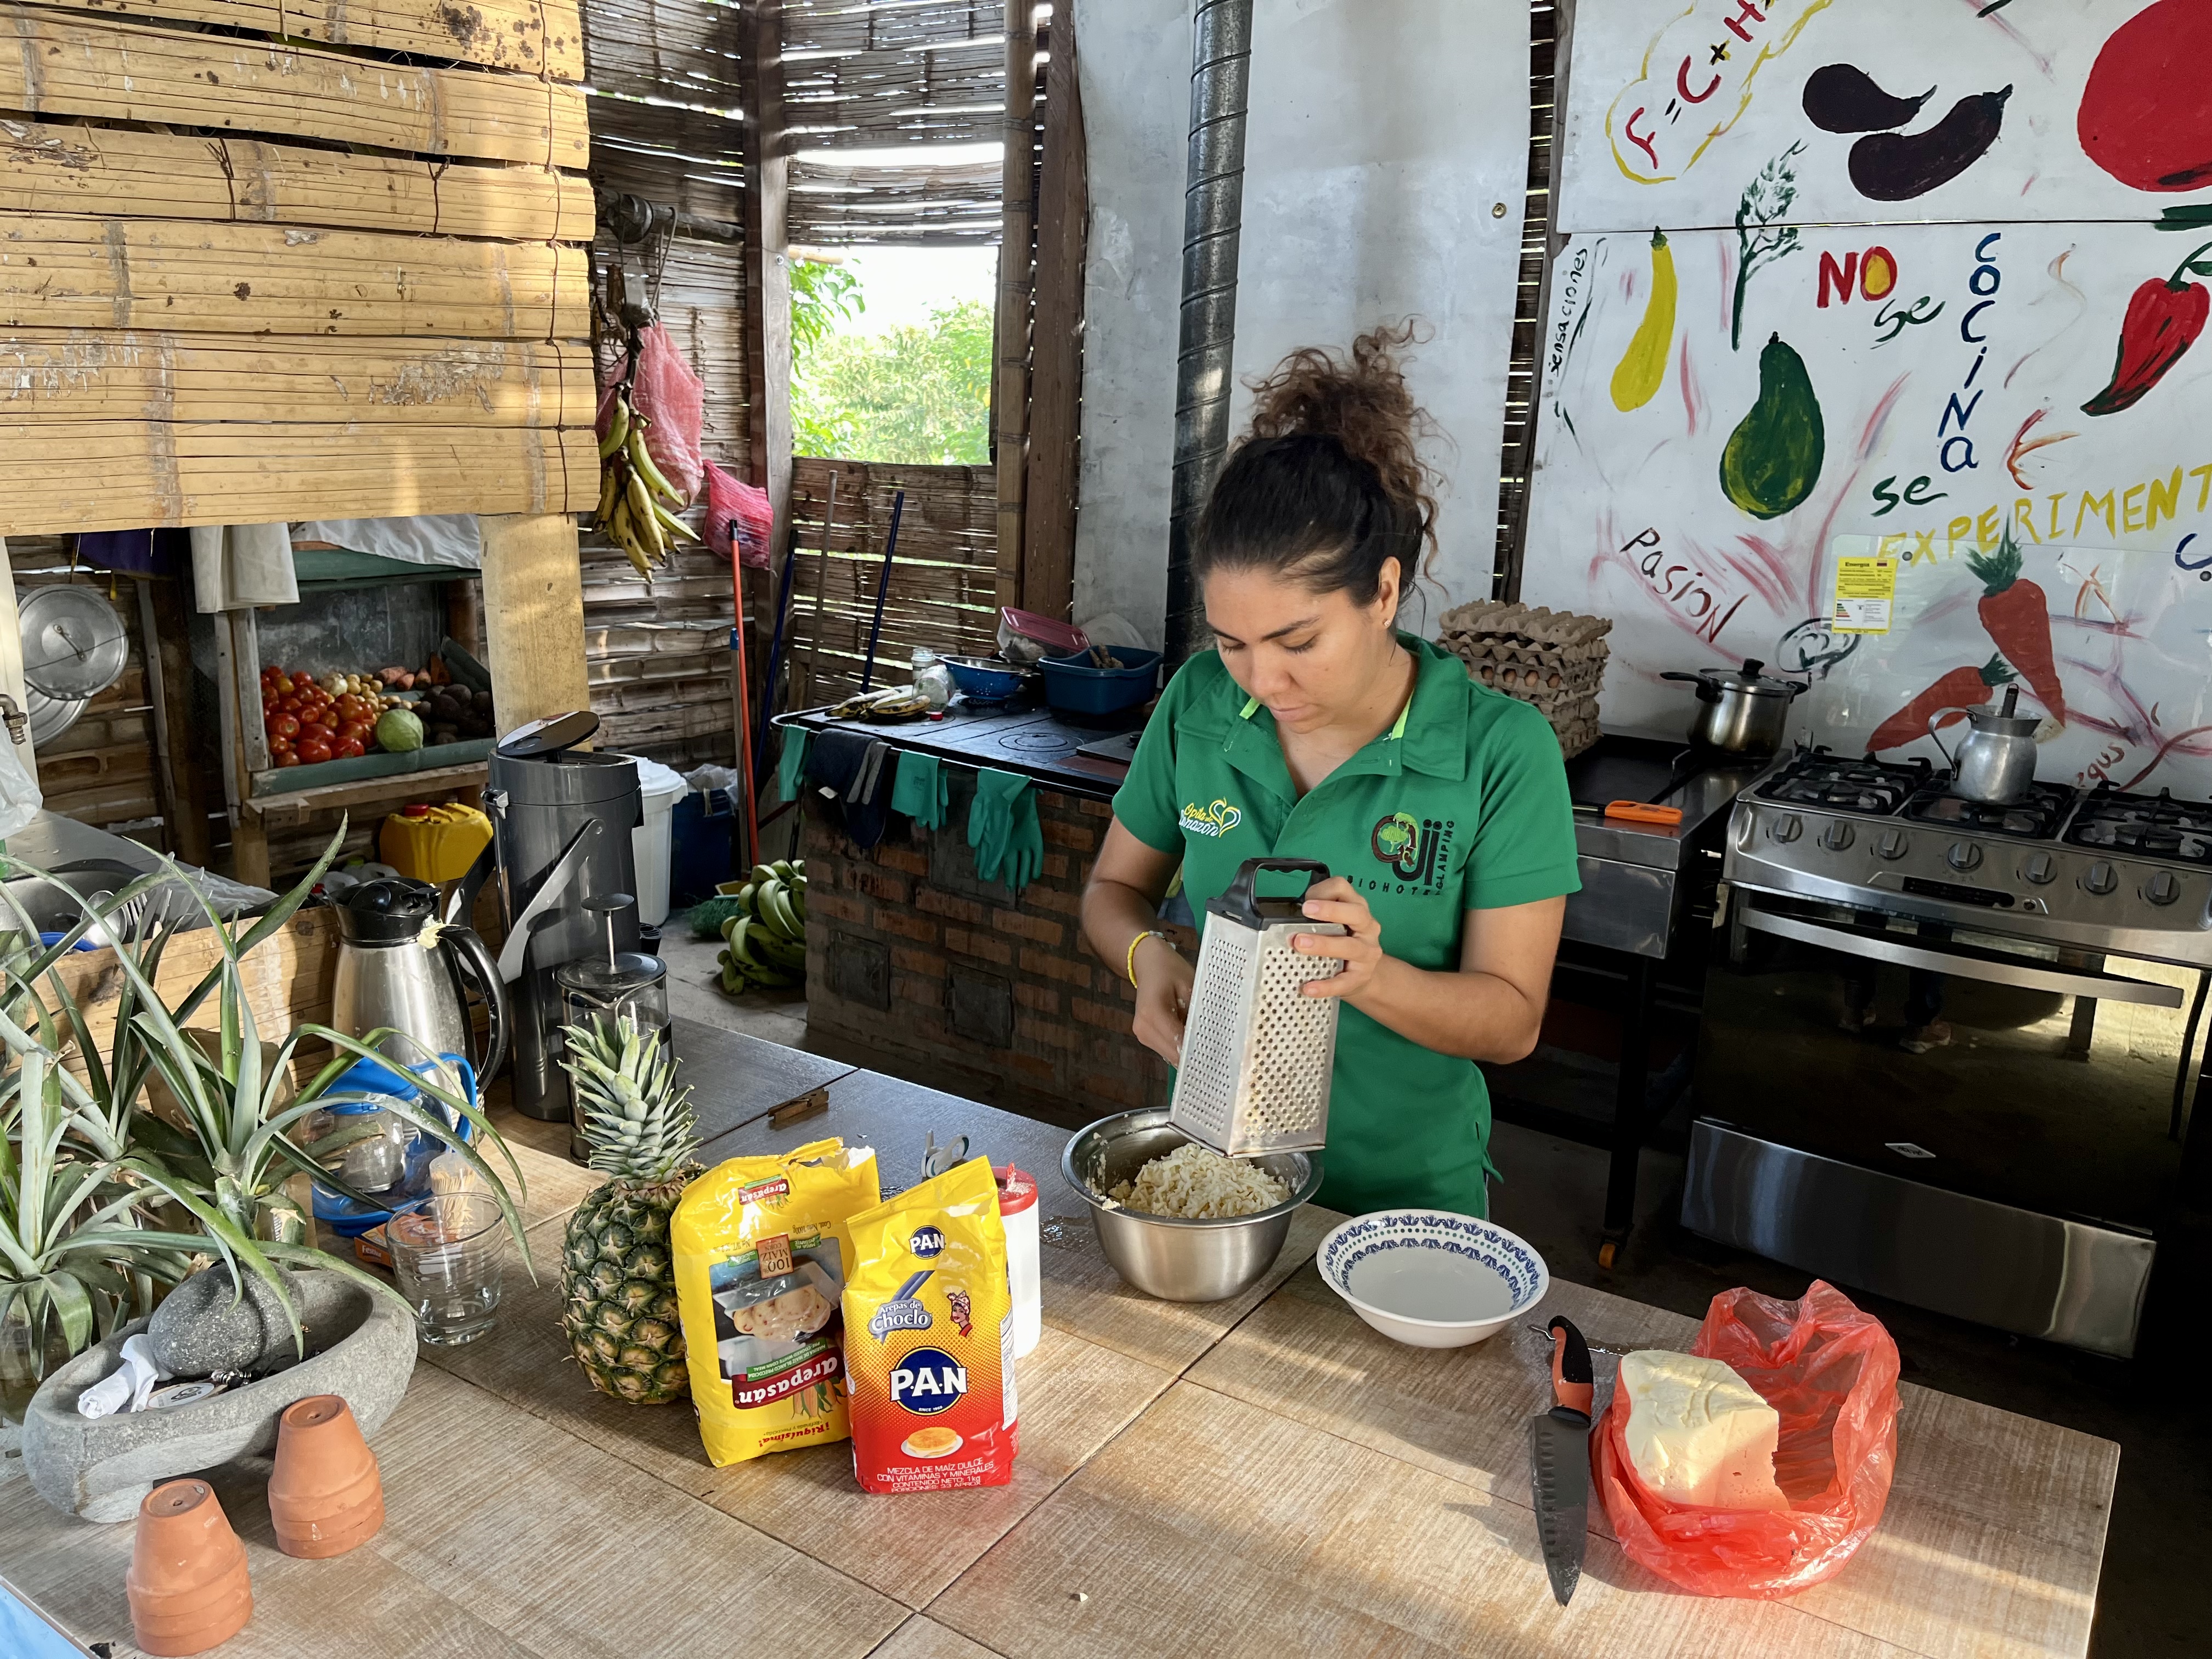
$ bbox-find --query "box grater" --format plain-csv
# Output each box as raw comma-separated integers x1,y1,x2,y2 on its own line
1170,858,1348,1158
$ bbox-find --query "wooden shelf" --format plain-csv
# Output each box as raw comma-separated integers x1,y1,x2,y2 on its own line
244,759,488,829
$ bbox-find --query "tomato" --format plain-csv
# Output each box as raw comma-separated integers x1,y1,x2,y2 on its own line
296,737,332,764
276,750,301,768
269,714,301,739
338,721,371,746
269,735,294,757
335,737,365,760
261,665,285,687
292,672,315,690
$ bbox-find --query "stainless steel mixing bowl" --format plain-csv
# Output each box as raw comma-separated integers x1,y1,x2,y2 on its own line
1060,1108,1324,1302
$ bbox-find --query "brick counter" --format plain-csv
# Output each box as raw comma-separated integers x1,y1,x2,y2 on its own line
799,769,1193,1128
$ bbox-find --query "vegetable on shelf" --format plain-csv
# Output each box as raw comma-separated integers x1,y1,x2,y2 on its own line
1966,526,2066,726
258,660,488,769
1867,655,2015,754
2081,239,2212,416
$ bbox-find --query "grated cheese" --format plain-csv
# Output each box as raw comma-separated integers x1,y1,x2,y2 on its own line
1104,1141,1291,1218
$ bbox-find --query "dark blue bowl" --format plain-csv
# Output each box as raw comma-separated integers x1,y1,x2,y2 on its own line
945,656,1031,702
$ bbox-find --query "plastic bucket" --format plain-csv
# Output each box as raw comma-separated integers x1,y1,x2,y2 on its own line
1039,648,1161,716
616,755,689,926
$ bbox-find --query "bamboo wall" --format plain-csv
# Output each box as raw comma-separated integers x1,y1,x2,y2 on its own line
0,0,597,536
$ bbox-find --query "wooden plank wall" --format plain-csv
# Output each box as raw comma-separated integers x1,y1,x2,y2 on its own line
0,0,596,536
575,2,751,772
780,458,1001,706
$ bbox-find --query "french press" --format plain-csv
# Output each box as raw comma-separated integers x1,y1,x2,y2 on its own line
555,893,673,1162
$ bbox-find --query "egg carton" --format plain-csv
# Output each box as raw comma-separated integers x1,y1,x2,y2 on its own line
1439,600,1613,650
1465,659,1607,697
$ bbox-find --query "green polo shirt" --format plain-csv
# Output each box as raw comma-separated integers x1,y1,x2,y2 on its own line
1113,634,1580,1218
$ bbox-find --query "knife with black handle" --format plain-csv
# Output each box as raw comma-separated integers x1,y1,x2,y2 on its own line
1528,1314,1594,1607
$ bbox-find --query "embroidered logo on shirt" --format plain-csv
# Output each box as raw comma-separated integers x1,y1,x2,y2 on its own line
1178,799,1244,838
1369,811,1454,894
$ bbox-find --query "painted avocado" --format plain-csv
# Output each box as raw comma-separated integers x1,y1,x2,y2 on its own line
1720,334,1825,520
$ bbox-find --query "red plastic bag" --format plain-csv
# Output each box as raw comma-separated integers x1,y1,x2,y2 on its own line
704,461,772,569
598,324,706,505
1593,1280,1901,1598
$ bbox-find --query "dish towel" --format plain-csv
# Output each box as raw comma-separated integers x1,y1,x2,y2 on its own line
891,751,949,830
777,728,814,804
968,768,1042,898
189,523,297,612
808,728,896,849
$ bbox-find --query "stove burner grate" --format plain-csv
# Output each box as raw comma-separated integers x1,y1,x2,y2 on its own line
1755,751,1930,816
1904,781,2072,840
2065,785,2212,864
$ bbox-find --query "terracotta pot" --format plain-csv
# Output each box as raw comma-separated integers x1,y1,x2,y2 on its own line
126,1480,252,1657
268,1394,382,1558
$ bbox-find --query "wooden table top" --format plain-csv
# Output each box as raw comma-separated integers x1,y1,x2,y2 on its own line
0,1028,2118,1658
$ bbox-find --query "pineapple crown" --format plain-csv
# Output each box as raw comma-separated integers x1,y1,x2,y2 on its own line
559,1015,701,1182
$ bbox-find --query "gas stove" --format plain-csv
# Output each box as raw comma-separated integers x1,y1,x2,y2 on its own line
1727,748,2212,964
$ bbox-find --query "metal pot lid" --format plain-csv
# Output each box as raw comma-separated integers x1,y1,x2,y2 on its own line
19,584,129,702
25,686,89,747
495,709,599,758
1694,658,1803,697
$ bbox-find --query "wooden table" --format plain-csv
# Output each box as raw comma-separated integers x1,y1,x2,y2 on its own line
0,1029,2119,1658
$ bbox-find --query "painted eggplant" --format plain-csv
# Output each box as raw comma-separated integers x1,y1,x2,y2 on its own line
1720,335,1825,521
1802,64,1932,134
1848,86,2012,201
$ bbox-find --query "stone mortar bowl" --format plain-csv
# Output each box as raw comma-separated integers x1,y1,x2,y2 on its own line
21,1267,415,1521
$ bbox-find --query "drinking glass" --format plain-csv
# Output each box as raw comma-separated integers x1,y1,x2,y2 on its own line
386,1194,505,1346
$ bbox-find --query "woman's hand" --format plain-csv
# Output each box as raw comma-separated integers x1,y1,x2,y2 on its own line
1293,877,1385,1000
1131,934,1194,1064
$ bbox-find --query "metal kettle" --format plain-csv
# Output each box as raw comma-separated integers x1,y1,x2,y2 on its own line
1929,685,2041,805
1661,658,1807,755
330,878,508,1081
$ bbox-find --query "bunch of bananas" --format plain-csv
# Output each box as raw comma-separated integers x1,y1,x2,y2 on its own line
717,859,809,995
825,684,932,722
595,390,699,579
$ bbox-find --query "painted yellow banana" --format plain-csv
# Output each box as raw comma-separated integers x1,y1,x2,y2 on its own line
625,419,684,507
597,393,632,462
1610,229,1676,413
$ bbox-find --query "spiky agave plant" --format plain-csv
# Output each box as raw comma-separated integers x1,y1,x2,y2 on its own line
557,1015,701,1403
0,826,533,1359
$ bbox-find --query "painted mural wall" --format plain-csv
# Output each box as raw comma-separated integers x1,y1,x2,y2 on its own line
1073,0,1530,644
1525,0,2212,791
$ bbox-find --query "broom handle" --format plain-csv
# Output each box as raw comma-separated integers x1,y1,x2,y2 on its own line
859,488,906,691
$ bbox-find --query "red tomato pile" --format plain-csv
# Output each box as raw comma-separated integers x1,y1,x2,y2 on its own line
259,665,387,768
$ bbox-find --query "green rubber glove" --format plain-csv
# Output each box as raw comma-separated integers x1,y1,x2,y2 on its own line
776,729,812,804
1004,781,1042,898
968,766,1024,885
891,751,947,830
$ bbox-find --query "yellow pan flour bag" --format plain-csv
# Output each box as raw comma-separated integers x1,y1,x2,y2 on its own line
672,1137,880,1466
843,1156,1018,1493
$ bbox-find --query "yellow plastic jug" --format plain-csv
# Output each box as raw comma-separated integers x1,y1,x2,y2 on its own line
379,803,492,884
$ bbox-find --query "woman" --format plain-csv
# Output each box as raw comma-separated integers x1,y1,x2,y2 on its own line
1080,327,1580,1218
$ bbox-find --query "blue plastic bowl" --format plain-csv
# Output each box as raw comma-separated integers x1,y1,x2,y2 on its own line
945,656,1031,702
1039,648,1161,716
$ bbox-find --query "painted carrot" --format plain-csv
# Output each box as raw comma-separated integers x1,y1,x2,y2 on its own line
1966,525,2066,725
2081,238,2212,416
1867,656,2015,754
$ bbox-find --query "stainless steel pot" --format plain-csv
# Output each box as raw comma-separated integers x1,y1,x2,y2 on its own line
1928,684,2041,804
1062,1108,1322,1302
1661,658,1807,754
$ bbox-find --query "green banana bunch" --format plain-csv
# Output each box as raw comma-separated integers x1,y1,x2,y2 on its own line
592,389,697,583
715,859,809,996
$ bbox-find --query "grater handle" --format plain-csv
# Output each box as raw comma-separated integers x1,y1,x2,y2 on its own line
1216,859,1332,928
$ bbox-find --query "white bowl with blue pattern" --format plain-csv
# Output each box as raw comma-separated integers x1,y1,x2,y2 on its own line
1316,1210,1548,1348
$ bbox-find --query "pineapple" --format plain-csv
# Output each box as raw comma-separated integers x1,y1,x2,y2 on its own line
557,1015,702,1404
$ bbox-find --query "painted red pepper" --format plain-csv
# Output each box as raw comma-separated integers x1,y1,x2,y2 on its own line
1967,525,2065,726
2082,238,2212,415
1867,655,2013,754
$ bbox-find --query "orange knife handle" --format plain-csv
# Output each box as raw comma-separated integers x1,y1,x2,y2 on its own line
1605,800,1684,826
1549,1316,1594,1418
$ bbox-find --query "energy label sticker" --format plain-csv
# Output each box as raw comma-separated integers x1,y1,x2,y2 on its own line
1831,557,1897,635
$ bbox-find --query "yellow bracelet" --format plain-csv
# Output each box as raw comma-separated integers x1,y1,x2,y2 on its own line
1126,929,1168,987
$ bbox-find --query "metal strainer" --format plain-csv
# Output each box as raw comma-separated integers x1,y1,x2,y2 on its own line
1170,858,1346,1158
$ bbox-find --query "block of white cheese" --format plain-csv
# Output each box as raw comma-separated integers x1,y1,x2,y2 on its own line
1619,1350,1790,1511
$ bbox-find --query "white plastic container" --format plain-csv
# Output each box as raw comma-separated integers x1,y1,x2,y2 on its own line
617,754,690,927
996,1164,1041,1358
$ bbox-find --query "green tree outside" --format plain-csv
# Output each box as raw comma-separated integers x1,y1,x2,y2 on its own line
792,290,993,465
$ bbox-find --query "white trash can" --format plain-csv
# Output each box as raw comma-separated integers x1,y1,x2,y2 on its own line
617,754,691,927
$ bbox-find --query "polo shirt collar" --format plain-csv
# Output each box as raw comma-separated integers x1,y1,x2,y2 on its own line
1218,633,1468,791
